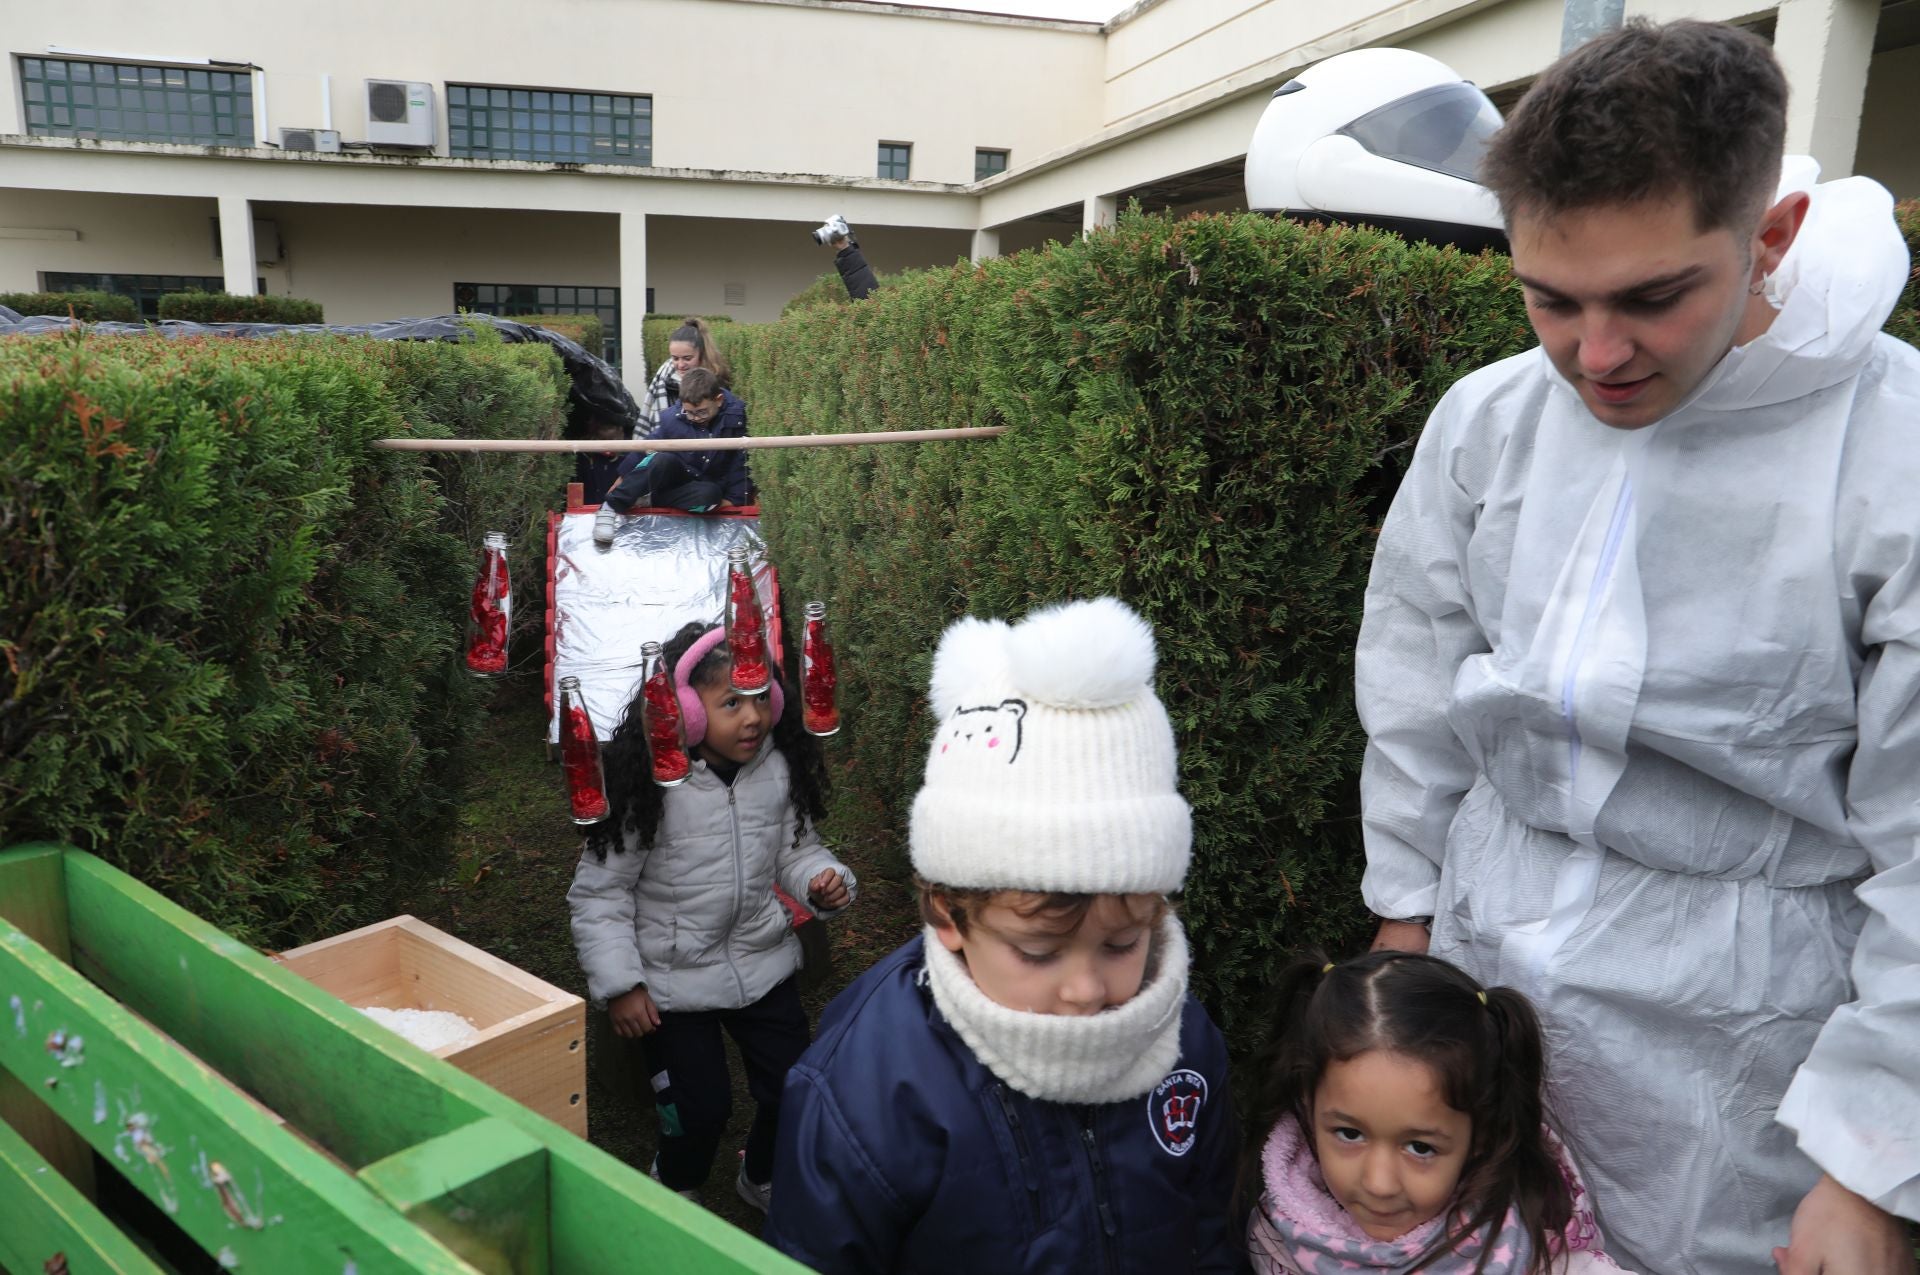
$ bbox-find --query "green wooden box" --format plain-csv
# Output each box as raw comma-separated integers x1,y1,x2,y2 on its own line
0,844,805,1275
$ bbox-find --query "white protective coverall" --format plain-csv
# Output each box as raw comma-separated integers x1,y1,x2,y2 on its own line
1356,166,1920,1275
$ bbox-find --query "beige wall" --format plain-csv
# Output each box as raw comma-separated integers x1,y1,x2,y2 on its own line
2,0,1103,185
0,188,238,291
1855,44,1920,201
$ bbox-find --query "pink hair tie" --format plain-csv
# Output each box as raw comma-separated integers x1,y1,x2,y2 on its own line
674,626,784,747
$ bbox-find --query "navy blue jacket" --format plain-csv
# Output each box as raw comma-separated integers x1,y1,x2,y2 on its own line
766,937,1243,1274
651,389,751,505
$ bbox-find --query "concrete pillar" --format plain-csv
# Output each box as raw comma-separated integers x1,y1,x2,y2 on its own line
1776,0,1880,178
970,227,1001,263
619,210,647,384
217,194,255,296
1082,194,1117,236
1560,0,1623,53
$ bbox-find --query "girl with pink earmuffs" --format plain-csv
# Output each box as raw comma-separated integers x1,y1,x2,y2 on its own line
568,620,856,1212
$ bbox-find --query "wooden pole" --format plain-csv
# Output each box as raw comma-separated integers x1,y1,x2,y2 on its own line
371,425,1009,454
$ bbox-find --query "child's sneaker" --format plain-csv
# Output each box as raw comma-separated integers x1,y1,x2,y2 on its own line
735,1160,772,1213
649,1155,699,1203
592,504,619,548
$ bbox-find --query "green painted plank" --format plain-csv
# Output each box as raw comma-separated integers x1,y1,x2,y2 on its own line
0,914,480,1274
60,851,490,1169
0,845,96,1200
359,1118,548,1275
30,849,809,1273
0,1108,165,1275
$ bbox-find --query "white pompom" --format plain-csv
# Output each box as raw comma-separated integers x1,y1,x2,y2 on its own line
1006,597,1156,709
929,616,1013,719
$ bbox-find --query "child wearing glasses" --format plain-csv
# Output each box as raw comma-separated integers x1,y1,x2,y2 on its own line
594,366,752,545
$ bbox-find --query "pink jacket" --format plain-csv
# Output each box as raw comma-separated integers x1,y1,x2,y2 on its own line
1247,1115,1630,1275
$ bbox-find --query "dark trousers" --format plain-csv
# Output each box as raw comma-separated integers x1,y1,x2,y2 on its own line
604,451,723,513
630,976,810,1190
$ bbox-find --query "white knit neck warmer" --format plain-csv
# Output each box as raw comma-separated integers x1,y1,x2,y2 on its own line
920,912,1190,1104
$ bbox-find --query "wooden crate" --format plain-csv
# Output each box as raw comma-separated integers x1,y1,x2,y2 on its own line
277,915,588,1136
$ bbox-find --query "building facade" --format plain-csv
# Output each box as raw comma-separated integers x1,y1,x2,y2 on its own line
2,0,1912,373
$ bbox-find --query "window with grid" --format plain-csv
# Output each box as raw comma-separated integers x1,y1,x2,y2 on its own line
974,148,1008,180
447,85,652,164
19,57,254,145
455,281,624,369
41,271,234,320
876,143,911,180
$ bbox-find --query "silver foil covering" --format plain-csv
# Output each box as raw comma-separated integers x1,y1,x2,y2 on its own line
548,512,779,742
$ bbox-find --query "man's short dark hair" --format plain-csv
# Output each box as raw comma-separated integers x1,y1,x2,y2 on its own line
679,367,721,403
1481,19,1787,232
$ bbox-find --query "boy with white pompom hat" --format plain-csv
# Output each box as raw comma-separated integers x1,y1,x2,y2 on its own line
765,597,1240,1274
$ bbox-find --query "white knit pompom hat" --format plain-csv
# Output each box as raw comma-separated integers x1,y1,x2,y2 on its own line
908,596,1191,895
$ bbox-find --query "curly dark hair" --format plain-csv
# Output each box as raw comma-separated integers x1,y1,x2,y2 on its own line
583,620,831,860
1481,18,1786,233
1238,950,1571,1275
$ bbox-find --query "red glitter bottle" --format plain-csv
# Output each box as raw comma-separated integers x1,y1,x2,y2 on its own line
725,544,771,696
640,641,691,787
557,676,610,824
465,532,511,677
801,600,841,737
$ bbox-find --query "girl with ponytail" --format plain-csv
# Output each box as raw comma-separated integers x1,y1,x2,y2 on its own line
1241,951,1629,1274
639,316,732,434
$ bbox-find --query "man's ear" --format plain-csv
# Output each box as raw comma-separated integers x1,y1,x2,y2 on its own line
1751,190,1810,282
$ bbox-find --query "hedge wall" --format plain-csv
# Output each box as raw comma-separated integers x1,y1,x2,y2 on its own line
0,290,141,322
728,202,1920,1045
158,292,325,324
0,329,567,944
511,313,606,362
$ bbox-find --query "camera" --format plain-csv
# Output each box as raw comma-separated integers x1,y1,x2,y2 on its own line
809,214,852,245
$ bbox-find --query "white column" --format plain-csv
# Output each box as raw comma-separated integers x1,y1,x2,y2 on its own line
619,210,648,384
1082,195,1117,236
1776,0,1880,178
217,194,255,295
970,227,1001,263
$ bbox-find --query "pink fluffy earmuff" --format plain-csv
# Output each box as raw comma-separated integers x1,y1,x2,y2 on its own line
674,625,783,747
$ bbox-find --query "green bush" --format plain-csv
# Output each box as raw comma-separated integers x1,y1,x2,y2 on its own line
510,313,606,360
777,269,891,318
0,330,567,945
638,313,735,377
0,290,141,322
1892,200,1920,346
158,292,325,324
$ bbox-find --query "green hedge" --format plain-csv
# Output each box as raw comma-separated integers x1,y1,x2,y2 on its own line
511,313,606,360
158,292,325,324
729,202,1920,1046
0,290,141,322
638,313,735,378
0,329,567,944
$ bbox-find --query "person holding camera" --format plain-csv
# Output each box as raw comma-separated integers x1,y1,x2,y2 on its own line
638,316,733,436
813,214,879,301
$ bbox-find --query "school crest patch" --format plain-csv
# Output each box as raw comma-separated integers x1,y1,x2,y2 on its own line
1147,1068,1207,1157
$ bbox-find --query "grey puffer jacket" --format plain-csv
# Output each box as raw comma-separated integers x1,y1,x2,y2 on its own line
567,743,854,1012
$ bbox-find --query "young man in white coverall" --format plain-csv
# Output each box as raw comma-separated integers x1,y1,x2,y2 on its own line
1357,19,1917,1275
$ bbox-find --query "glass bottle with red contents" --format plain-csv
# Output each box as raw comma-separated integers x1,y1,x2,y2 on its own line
724,544,771,696
465,532,511,677
556,676,610,824
801,600,841,737
640,641,691,787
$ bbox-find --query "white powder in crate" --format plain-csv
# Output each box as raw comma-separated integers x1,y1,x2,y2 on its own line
359,1005,479,1052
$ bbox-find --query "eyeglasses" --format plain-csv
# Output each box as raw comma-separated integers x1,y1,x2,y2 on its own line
680,400,722,422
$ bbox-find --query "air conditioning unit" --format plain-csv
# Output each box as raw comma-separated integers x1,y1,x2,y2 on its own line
279,127,342,153
365,79,435,147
